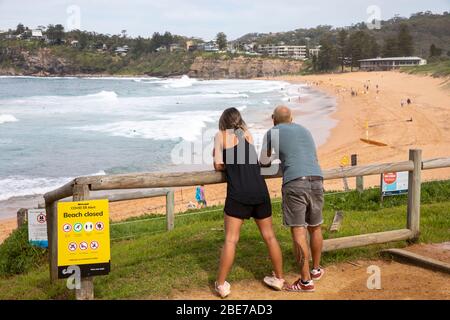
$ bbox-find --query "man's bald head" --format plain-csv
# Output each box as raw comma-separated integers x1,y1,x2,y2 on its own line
272,105,293,125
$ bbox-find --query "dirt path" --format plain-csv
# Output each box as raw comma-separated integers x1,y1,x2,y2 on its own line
171,259,450,300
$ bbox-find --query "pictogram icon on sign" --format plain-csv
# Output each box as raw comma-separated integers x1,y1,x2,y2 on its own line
95,222,104,231
74,223,83,233
68,242,77,252
90,241,99,250
37,213,46,224
84,222,94,232
79,242,88,251
63,223,72,233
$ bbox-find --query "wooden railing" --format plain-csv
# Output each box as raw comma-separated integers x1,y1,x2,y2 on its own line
43,149,450,299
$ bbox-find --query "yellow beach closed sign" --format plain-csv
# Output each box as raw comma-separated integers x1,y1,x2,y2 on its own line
57,199,111,278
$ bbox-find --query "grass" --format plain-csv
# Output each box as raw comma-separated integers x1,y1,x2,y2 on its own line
402,58,450,78
0,180,449,299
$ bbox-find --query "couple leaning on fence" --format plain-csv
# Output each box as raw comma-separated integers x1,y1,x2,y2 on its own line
212,105,325,298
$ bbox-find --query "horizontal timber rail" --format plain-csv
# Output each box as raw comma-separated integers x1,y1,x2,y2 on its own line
60,188,171,203
44,159,422,202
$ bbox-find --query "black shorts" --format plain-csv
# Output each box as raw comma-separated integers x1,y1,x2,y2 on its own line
224,197,272,220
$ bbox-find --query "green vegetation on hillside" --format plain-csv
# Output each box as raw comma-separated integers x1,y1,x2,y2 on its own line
238,12,450,57
0,180,449,299
402,58,450,77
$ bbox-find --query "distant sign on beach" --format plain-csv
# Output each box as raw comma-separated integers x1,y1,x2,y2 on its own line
381,172,409,197
28,209,48,248
57,200,111,279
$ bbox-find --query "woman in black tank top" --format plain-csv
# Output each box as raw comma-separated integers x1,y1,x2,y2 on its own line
212,108,284,298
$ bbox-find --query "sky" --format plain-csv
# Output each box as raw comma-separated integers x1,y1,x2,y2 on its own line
0,0,448,40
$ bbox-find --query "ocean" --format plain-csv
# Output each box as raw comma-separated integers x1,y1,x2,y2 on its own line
0,75,336,219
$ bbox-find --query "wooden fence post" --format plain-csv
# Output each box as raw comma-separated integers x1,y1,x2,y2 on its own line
352,154,364,193
407,149,422,241
166,190,175,231
17,208,28,228
73,184,94,300
45,200,58,282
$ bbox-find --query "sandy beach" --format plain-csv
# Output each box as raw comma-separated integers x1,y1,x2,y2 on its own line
1,71,449,243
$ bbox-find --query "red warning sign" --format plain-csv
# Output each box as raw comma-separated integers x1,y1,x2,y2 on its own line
383,172,397,185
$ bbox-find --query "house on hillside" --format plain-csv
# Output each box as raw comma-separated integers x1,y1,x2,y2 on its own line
258,44,307,60
156,46,168,52
115,45,130,56
359,57,427,71
31,29,43,40
309,45,321,58
169,43,185,52
200,40,219,52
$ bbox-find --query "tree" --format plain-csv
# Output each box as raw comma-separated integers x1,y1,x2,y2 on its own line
72,30,89,50
149,32,163,52
161,31,174,46
148,31,174,52
15,23,25,35
347,31,373,71
312,54,318,72
216,32,228,50
369,36,380,58
337,29,348,72
46,24,65,44
317,35,337,72
397,23,414,56
429,44,442,58
132,36,147,56
382,37,399,57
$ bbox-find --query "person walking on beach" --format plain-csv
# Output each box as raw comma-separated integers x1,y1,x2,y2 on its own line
213,107,285,298
260,106,325,293
195,185,207,208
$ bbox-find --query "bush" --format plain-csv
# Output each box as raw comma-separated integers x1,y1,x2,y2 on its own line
0,226,47,277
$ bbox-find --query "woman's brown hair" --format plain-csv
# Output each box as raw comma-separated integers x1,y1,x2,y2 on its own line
218,107,247,132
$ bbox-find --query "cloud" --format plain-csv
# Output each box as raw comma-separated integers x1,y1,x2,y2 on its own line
0,0,448,39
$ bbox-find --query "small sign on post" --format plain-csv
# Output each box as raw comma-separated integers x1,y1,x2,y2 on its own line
57,199,111,279
381,172,409,199
28,209,48,248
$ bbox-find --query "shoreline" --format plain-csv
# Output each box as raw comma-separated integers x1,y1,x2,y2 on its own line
1,71,450,243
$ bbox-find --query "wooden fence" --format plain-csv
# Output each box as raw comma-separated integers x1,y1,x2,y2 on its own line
43,149,450,299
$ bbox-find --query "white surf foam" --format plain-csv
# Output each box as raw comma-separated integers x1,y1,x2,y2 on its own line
84,90,119,100
0,114,18,124
0,171,106,202
74,111,221,142
156,75,198,88
0,176,73,201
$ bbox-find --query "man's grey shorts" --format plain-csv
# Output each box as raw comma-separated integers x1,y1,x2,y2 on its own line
282,178,324,228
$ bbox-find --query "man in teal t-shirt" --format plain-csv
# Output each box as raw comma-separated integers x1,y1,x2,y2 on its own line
260,105,325,293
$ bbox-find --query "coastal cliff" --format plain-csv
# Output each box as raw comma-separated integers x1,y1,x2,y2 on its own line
0,47,303,78
188,56,303,79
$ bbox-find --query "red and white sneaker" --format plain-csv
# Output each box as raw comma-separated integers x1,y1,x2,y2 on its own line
284,279,315,292
310,267,325,281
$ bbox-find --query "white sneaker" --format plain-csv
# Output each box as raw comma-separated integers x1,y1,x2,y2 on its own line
263,273,285,291
215,281,231,298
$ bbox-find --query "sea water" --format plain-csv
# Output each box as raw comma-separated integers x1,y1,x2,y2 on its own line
0,75,336,218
